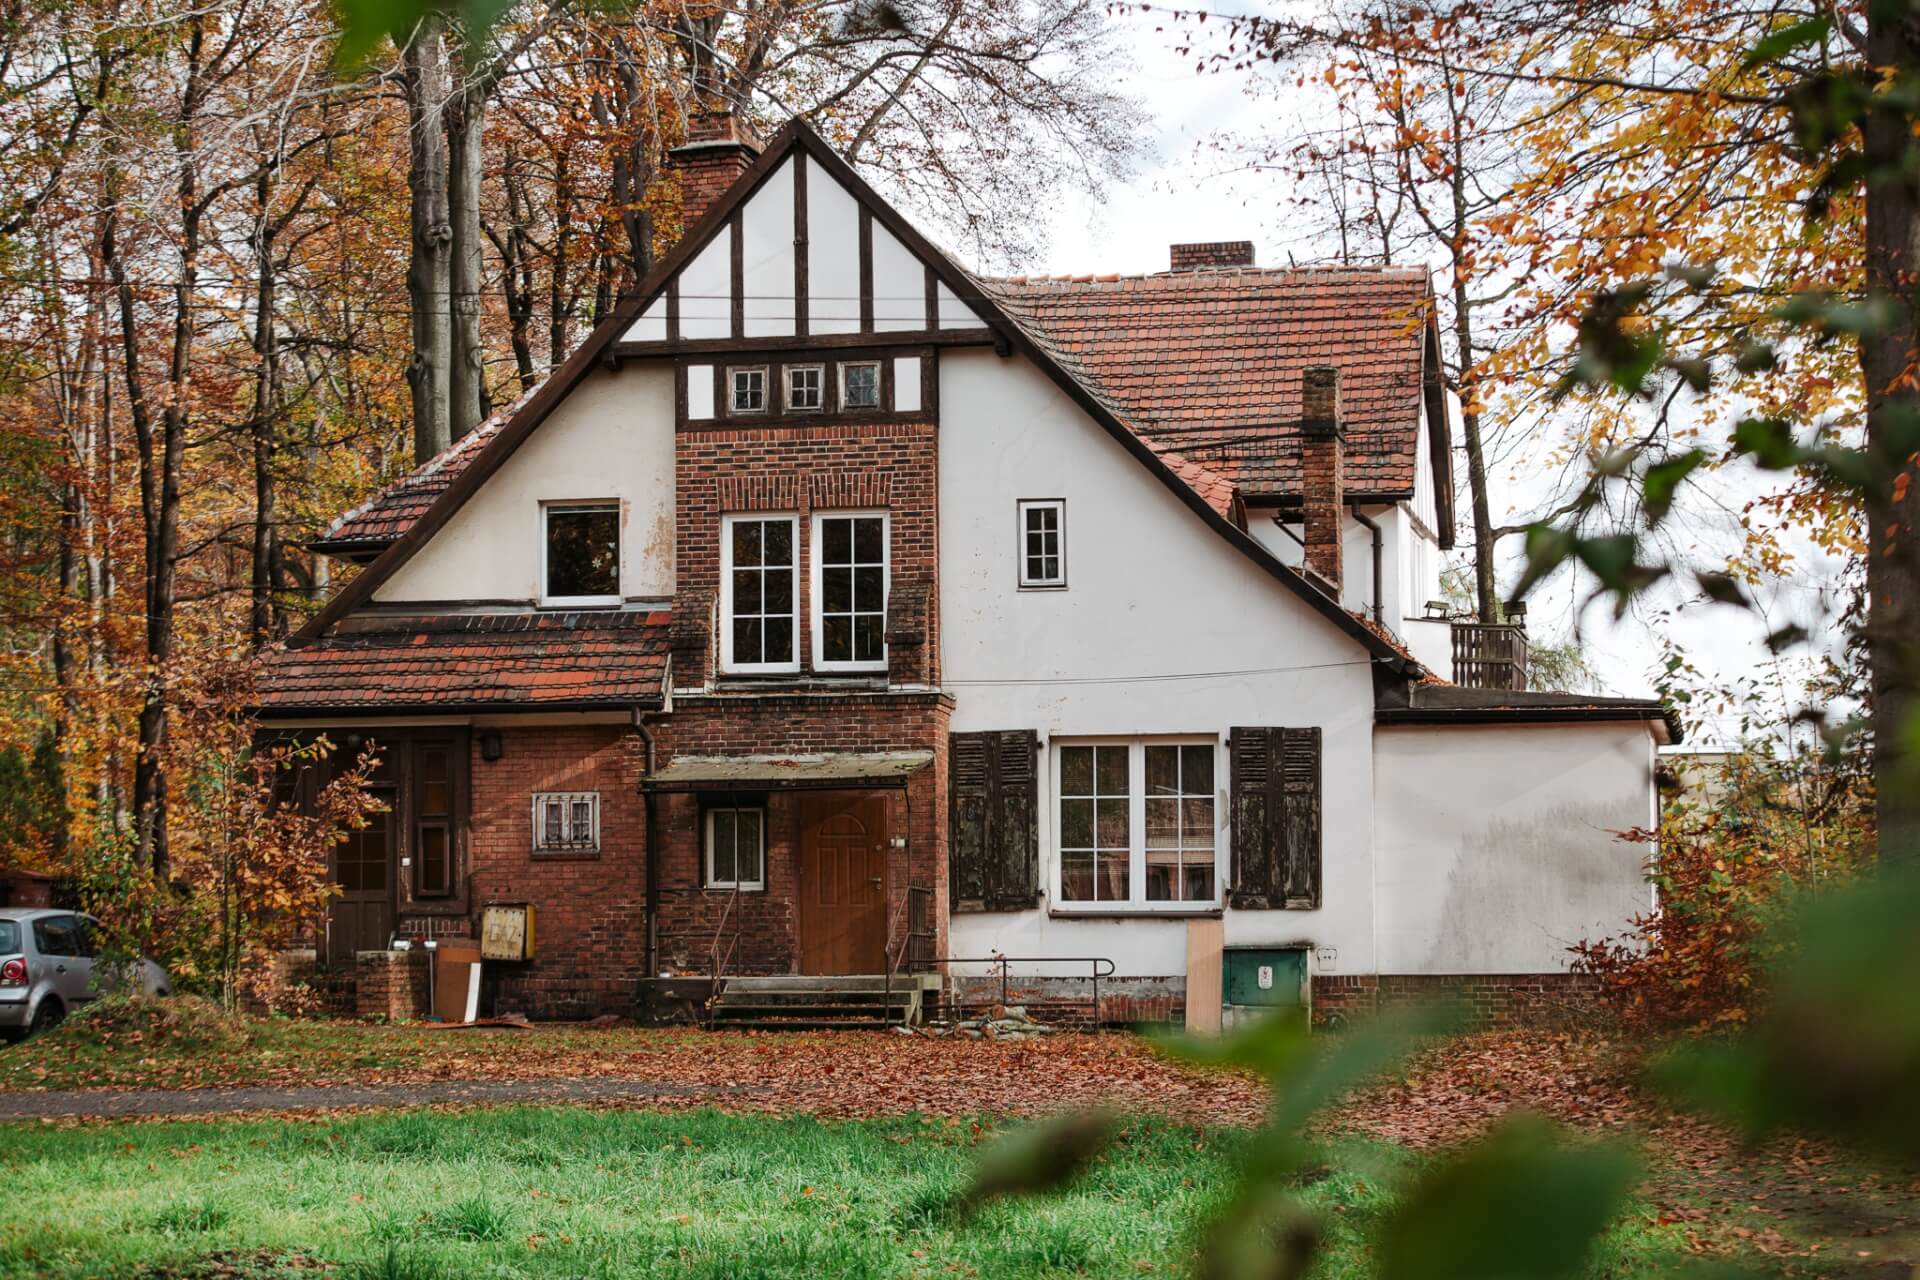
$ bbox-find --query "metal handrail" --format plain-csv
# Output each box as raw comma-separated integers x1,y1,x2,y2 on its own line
881,888,915,1026
933,954,1118,1030
705,882,743,1028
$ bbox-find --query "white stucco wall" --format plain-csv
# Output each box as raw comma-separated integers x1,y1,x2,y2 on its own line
1372,722,1658,974
939,348,1381,979
374,363,677,604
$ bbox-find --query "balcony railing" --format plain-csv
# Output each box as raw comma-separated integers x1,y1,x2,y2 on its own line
1451,622,1530,691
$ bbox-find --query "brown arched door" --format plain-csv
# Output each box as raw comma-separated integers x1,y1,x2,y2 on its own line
798,793,889,974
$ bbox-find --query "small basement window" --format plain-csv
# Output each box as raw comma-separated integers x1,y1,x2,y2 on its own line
1018,499,1066,588
840,361,881,410
706,806,765,889
729,366,768,414
543,503,620,605
533,792,601,854
786,364,824,411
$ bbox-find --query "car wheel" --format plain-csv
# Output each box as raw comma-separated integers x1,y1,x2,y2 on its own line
29,997,63,1037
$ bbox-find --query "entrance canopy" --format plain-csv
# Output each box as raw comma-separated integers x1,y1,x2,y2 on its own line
643,750,933,793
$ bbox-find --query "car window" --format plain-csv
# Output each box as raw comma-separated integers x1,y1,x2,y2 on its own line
73,917,98,958
32,916,77,958
0,921,19,954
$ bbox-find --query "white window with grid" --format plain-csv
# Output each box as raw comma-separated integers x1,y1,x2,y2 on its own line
786,364,824,411
705,807,765,889
729,366,768,414
810,511,888,671
1018,499,1066,587
532,792,600,853
839,361,881,409
1055,739,1219,909
721,515,799,673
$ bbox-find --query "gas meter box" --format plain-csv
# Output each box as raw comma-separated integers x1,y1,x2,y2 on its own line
480,902,535,962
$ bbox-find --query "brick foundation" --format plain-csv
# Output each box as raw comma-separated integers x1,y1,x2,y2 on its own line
1310,972,1606,1029
940,975,1185,1029
354,949,430,1020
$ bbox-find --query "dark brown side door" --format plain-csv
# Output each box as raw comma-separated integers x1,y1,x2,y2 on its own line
328,784,395,964
798,793,889,975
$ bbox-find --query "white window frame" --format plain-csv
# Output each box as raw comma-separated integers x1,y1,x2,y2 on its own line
1017,499,1067,589
705,806,766,890
809,510,889,673
728,365,769,414
1051,737,1222,912
839,360,882,410
785,364,825,412
540,501,622,608
531,792,601,854
720,513,800,674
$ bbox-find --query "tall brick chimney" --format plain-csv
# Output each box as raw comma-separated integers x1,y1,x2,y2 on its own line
668,110,762,230
1170,241,1255,271
1300,366,1345,593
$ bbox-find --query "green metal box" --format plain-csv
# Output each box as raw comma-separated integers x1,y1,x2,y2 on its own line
1222,947,1308,1009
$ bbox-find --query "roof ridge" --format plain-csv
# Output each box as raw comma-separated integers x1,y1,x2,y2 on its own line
985,265,1432,286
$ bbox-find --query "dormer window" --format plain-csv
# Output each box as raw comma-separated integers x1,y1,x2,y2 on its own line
729,366,768,414
543,502,620,606
840,361,881,410
787,365,824,411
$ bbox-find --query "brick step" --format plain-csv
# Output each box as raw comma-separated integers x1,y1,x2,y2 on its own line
713,1001,912,1018
721,975,923,993
710,1017,901,1032
713,989,915,1006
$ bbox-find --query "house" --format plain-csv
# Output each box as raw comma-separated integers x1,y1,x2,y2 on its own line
259,114,1676,1025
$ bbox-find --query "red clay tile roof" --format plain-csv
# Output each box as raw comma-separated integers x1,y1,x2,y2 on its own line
255,610,670,713
310,397,520,553
983,267,1434,503
311,270,1426,554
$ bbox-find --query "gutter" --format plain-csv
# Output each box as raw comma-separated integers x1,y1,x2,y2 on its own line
1376,705,1683,744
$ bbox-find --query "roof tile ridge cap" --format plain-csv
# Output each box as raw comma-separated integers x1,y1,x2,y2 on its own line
316,388,532,540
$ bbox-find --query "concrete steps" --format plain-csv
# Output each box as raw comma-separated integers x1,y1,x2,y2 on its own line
708,975,933,1031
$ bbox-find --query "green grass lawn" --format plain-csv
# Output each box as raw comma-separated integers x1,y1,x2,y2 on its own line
0,1105,1699,1280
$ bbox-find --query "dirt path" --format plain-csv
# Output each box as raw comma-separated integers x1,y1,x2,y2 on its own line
0,1077,763,1120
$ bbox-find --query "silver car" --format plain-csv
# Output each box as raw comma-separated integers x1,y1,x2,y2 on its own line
0,909,170,1041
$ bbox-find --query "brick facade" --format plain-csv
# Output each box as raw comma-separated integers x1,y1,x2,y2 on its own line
466,724,652,1017
670,112,761,227
1310,972,1606,1029
672,420,940,690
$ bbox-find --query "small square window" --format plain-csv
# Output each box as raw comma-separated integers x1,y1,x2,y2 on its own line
840,361,881,410
532,792,600,854
1017,500,1066,588
706,807,765,889
786,365,824,411
544,503,620,604
730,367,768,413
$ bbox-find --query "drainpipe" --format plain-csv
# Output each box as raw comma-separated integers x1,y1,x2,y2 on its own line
633,707,660,985
1349,506,1384,625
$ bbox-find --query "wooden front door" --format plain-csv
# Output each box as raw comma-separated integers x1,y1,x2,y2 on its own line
798,793,889,975
328,783,395,964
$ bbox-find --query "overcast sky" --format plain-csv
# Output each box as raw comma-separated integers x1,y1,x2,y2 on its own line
1008,9,1853,748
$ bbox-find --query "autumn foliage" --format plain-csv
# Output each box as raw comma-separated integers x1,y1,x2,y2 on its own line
1572,745,1875,1030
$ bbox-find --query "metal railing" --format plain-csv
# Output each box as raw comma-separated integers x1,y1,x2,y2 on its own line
705,882,744,1028
933,954,1117,1029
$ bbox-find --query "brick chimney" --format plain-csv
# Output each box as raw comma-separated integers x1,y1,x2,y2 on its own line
1300,366,1345,593
668,110,763,230
1170,241,1255,271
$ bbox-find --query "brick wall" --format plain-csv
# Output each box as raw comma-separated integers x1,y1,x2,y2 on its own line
354,949,430,1020
673,422,939,689
942,974,1184,1029
467,723,651,1018
669,112,760,228
1311,972,1607,1029
653,692,951,977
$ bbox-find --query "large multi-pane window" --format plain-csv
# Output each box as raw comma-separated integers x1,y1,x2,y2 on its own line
543,503,620,604
721,516,798,672
812,513,888,670
1057,739,1219,908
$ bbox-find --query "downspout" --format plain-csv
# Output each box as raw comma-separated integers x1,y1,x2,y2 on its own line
633,706,660,984
1349,506,1384,625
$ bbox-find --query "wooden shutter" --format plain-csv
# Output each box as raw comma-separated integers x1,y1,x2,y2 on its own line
1228,727,1322,910
949,730,1040,913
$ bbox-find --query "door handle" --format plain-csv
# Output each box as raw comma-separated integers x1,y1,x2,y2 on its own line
868,878,882,886
55,964,66,973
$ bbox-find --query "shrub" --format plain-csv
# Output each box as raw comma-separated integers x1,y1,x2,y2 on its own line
62,993,247,1052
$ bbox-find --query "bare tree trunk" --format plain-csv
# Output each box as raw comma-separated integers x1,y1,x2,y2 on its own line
447,60,487,437
548,143,573,370
249,168,281,647
1862,12,1920,865
403,16,453,463
489,142,539,389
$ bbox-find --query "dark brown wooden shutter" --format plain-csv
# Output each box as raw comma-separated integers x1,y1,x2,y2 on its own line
949,730,1040,913
1228,726,1322,910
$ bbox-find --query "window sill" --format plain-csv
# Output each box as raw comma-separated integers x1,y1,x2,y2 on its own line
540,598,622,610
531,849,603,860
1048,907,1223,920
704,884,765,894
